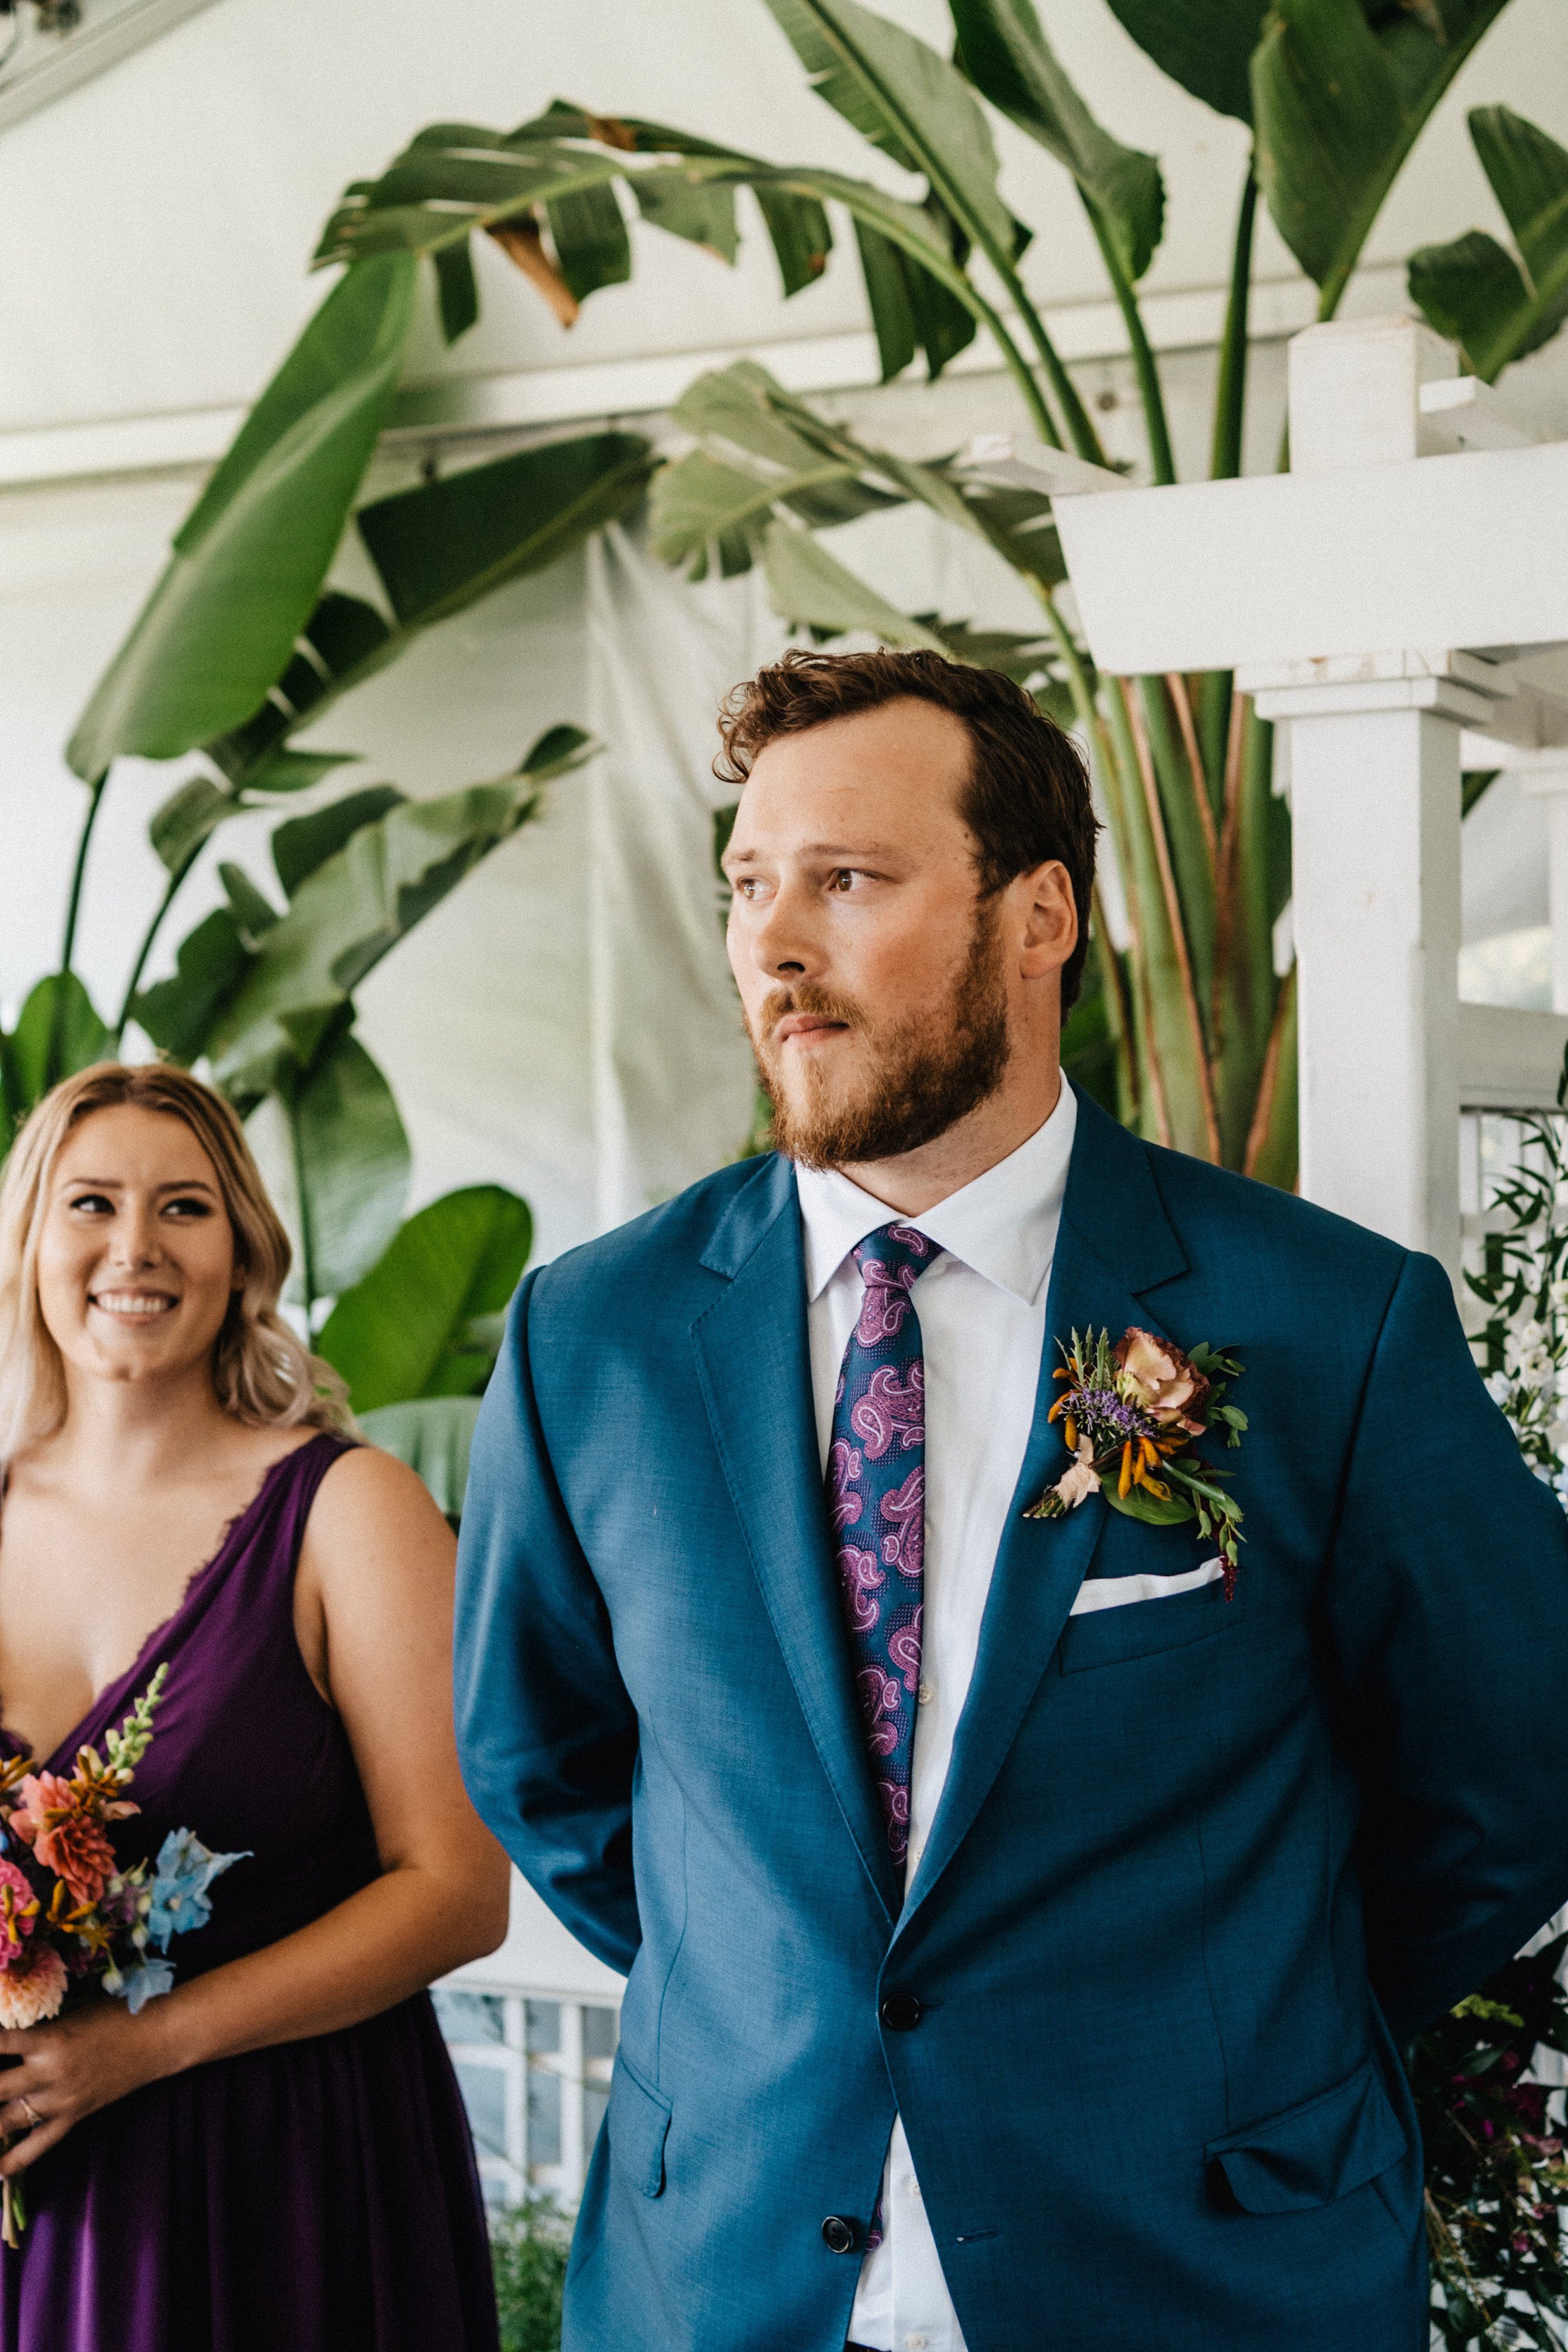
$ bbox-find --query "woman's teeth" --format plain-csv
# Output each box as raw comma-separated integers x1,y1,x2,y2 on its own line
92,1294,175,1318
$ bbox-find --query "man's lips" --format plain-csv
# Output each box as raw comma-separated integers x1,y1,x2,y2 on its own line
773,1013,851,1045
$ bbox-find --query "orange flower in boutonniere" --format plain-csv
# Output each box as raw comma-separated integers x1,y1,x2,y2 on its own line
1025,1327,1248,1594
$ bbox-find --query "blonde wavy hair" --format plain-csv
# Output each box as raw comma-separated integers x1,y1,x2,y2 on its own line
0,1063,351,1464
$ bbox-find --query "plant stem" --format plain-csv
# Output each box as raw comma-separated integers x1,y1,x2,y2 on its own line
995,259,1106,466
59,769,108,976
1209,169,1258,485
1082,198,1175,487
114,844,202,1046
287,1088,318,1323
46,768,110,1089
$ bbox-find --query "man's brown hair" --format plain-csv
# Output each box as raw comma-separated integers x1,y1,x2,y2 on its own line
715,646,1099,1012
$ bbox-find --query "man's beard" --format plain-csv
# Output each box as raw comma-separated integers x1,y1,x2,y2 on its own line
749,908,1013,1170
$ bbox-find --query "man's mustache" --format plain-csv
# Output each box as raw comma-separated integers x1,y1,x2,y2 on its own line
756,984,866,1041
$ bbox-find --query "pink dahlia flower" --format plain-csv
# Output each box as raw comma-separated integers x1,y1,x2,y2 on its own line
9,1773,117,1907
0,1862,38,1967
0,1944,66,2029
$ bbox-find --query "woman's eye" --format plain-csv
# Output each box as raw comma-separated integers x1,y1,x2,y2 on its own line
164,1197,213,1219
67,1193,114,1216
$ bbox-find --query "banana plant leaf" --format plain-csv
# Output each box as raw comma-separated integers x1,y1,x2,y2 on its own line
763,522,950,647
137,729,592,1084
275,1025,412,1301
0,975,112,1143
201,434,650,800
66,257,416,781
1409,107,1568,381
1251,0,1510,316
272,787,408,900
147,752,360,881
355,430,654,630
356,1396,483,1520
949,0,1164,280
202,731,594,1086
312,108,991,387
765,0,1015,258
1101,0,1267,127
315,1182,532,1411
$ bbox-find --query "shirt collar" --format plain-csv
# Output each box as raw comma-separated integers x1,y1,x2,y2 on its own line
793,1081,1079,1308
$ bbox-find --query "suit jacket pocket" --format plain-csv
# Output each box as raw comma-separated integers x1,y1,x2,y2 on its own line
610,2049,672,2198
1057,1569,1247,1674
1205,2057,1408,2214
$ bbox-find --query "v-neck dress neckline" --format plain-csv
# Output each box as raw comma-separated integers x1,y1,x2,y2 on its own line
3,1434,330,1775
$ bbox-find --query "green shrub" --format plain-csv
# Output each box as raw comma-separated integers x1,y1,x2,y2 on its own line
490,2196,571,2352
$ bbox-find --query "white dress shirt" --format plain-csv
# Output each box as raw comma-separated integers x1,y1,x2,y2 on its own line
795,1082,1079,2352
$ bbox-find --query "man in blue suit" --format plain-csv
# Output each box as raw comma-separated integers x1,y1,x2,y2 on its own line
455,648,1568,2351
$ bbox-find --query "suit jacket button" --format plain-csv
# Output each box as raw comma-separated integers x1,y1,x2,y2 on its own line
880,1991,924,2032
821,2215,859,2255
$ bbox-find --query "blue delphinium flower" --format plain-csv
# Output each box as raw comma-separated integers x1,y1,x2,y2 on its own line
106,1956,176,2015
144,1829,247,1954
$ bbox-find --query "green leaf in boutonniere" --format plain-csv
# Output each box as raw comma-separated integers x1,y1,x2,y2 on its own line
1024,1325,1247,1594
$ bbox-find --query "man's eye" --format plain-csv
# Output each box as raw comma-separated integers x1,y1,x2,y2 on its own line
830,869,865,893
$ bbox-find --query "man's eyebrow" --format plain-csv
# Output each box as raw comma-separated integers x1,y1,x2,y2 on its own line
723,840,903,866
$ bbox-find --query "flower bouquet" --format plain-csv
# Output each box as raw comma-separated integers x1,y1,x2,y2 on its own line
0,1664,243,2243
1025,1326,1248,1591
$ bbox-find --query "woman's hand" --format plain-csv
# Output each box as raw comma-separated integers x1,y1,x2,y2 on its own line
0,2001,173,2176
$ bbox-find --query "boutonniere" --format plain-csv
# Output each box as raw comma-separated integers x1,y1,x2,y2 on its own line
1025,1327,1248,1594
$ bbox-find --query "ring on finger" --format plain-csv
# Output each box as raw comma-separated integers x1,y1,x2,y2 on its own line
16,2098,39,2129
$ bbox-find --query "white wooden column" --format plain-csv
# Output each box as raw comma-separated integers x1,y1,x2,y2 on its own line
1516,753,1568,1013
1254,681,1468,1269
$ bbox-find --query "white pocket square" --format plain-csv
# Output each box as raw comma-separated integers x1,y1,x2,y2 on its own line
1069,1558,1226,1616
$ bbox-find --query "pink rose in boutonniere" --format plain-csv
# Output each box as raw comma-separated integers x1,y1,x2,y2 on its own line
1024,1326,1248,1594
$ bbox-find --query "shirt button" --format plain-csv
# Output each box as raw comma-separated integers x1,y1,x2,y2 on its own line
905,2177,923,2200
906,2336,930,2349
917,1680,935,1705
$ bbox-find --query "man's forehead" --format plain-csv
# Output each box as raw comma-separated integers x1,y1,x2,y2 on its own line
728,701,971,847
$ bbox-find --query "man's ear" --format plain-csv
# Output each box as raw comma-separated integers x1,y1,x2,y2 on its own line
1017,861,1078,980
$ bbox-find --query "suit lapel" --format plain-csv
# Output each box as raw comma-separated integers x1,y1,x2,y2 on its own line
691,1159,901,1922
902,1094,1189,1924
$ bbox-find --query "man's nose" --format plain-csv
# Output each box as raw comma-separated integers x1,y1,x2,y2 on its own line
748,878,819,980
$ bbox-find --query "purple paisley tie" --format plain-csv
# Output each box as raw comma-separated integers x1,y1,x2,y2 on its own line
826,1222,943,1865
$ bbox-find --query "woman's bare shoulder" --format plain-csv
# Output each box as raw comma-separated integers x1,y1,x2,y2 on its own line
308,1441,453,1547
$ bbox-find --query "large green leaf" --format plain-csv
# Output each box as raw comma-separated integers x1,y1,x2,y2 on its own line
206,594,393,790
204,729,594,1082
66,257,416,780
1409,107,1568,380
272,786,408,899
654,359,1039,589
280,1027,411,1300
1252,0,1510,315
316,1183,532,1411
763,522,948,647
134,909,252,1063
950,0,1164,280
5,975,112,1117
356,431,654,629
356,1396,483,1520
766,0,1015,254
1101,0,1266,126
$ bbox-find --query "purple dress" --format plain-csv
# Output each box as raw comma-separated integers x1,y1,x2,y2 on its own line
0,1433,500,2352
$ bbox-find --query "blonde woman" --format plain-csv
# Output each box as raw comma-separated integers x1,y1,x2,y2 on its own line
0,1063,507,2352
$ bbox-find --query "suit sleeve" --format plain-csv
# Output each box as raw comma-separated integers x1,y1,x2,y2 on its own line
453,1268,642,1977
1324,1249,1568,2044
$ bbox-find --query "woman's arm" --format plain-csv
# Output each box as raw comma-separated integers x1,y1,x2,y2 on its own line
0,1448,511,2175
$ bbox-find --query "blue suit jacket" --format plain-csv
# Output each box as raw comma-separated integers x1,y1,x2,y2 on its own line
454,1095,1568,2352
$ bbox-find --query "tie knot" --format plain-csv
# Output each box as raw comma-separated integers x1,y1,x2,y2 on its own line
852,1222,941,1293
